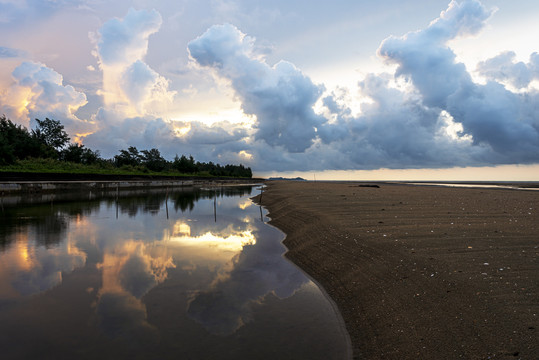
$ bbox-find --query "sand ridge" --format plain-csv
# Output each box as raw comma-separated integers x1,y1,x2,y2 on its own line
256,181,538,359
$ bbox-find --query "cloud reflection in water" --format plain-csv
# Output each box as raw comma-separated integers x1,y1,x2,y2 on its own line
0,187,324,354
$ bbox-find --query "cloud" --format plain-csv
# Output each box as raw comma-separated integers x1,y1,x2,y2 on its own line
79,8,185,158
83,113,177,156
377,0,492,108
477,51,539,89
4,0,537,172
94,8,176,117
88,0,539,170
0,61,93,134
96,8,162,67
370,0,539,165
119,60,176,114
0,46,25,58
173,120,248,145
188,23,326,153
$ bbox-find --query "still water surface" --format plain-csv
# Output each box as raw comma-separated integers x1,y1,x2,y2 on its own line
0,186,350,359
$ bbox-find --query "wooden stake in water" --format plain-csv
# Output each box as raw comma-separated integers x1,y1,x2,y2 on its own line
115,182,119,219
165,187,169,220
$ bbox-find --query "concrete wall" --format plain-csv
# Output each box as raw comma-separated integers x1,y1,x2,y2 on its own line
0,180,195,194
0,179,262,194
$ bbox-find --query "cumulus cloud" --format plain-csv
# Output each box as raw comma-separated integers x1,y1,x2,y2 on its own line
77,8,187,158
376,0,539,162
378,0,492,109
0,61,93,134
4,0,537,172
96,8,162,67
83,110,249,161
94,8,176,118
173,120,248,145
87,0,539,170
477,51,539,89
188,23,326,153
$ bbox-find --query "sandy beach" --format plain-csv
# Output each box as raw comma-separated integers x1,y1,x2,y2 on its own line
256,181,538,359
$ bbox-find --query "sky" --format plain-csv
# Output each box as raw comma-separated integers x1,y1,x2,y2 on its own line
1,0,539,180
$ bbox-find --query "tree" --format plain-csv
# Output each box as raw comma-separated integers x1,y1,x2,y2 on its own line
32,118,70,151
114,146,142,167
60,143,101,165
0,131,15,165
0,115,43,162
141,148,167,172
173,154,196,173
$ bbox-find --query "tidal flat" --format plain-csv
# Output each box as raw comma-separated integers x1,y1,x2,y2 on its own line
257,181,539,359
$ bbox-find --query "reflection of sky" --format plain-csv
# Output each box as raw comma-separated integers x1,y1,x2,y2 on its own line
0,229,86,300
0,187,310,341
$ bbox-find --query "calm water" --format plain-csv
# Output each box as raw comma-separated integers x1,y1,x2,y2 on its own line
0,186,350,359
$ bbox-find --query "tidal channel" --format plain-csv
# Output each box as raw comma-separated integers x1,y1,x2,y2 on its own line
0,185,350,359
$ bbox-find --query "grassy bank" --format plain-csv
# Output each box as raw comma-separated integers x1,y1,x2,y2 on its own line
0,158,226,179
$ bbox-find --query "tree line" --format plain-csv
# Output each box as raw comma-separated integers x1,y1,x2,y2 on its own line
0,115,252,178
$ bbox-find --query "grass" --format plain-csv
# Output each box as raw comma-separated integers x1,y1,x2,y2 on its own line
0,158,209,178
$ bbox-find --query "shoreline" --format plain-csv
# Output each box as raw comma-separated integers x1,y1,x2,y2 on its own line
256,181,538,359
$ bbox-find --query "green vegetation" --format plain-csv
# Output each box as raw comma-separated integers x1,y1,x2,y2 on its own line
0,115,252,178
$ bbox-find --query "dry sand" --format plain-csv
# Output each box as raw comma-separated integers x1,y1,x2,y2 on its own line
256,181,538,359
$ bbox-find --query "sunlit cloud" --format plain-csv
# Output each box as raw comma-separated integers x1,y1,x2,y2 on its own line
0,61,93,134
1,0,538,176
93,8,176,118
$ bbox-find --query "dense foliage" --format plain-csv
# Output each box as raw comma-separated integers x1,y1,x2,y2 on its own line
0,115,252,178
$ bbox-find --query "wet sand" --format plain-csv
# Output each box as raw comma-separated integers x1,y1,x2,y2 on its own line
256,181,538,359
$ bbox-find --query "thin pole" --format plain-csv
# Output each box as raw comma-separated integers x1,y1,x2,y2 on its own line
115,182,119,219
165,187,169,220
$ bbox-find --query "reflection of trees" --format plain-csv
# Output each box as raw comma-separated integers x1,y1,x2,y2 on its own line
0,186,257,250
171,190,199,212
170,186,254,213
32,214,69,248
0,201,100,250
